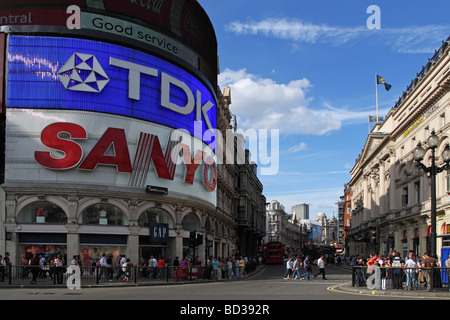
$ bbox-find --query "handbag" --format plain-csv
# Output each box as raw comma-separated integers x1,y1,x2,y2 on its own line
418,270,424,283
382,277,392,290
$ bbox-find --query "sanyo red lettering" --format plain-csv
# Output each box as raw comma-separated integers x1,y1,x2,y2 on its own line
34,122,87,170
33,122,216,191
78,127,132,172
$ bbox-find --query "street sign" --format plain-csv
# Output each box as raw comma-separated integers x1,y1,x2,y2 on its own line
146,185,168,195
150,222,169,243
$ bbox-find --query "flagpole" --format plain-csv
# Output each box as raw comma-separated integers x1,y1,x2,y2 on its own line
375,74,379,122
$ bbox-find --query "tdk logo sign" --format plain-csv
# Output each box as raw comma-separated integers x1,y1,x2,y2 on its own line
7,36,217,139
57,53,110,93
56,52,214,131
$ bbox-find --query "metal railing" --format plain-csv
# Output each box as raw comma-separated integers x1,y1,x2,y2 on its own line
352,265,450,291
0,262,260,287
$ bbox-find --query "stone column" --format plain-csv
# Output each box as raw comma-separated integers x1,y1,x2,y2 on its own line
363,175,370,222
379,161,386,215
175,206,184,260
389,157,397,211
127,228,140,264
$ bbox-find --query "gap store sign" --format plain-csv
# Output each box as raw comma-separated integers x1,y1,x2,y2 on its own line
6,36,216,140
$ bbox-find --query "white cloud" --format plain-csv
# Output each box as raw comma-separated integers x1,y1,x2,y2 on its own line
225,18,449,53
288,142,307,153
219,68,342,135
219,68,386,135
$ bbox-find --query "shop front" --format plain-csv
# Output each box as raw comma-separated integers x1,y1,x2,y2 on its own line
19,233,67,263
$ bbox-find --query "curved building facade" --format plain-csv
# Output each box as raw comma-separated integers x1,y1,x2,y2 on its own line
0,0,232,266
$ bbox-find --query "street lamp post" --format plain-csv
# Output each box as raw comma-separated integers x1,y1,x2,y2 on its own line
413,131,450,258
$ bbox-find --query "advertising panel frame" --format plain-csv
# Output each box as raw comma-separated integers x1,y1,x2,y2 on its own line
0,32,5,183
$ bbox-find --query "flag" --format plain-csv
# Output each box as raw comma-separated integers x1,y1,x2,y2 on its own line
369,115,384,122
377,75,391,91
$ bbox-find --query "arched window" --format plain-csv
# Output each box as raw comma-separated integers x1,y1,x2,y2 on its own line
79,203,128,226
402,230,408,240
441,223,447,234
138,207,174,228
17,201,67,224
182,213,200,231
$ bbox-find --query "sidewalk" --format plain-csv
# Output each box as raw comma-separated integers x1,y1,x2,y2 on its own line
333,263,450,299
336,282,450,298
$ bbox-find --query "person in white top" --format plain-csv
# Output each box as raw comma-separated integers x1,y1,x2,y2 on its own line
404,256,418,291
313,256,327,280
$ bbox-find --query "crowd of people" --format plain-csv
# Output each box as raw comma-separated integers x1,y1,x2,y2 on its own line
136,255,262,281
1,250,265,285
5,252,68,284
352,250,450,291
66,253,263,282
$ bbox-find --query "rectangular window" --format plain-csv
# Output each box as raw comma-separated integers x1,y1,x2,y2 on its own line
414,181,420,204
402,187,409,208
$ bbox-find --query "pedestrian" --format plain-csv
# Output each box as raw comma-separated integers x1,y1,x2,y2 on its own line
313,255,327,280
54,254,64,284
157,256,165,279
29,254,40,284
163,255,171,279
391,251,403,290
106,254,114,281
404,254,419,291
39,254,46,279
227,258,233,279
300,256,312,280
292,257,301,280
173,256,180,279
0,255,5,282
97,253,107,280
445,255,450,292
3,252,11,279
20,254,30,280
351,254,365,286
179,256,190,279
283,257,293,279
235,257,240,278
422,252,437,291
122,258,133,282
116,254,126,279
239,257,245,278
212,257,219,280
148,256,158,279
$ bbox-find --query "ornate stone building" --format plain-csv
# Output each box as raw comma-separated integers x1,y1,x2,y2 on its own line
216,84,267,258
347,38,450,260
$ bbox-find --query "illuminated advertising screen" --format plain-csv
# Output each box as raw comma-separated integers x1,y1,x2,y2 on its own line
6,35,216,141
308,224,322,243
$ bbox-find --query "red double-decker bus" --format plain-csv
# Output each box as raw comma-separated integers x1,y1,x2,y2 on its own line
265,241,284,264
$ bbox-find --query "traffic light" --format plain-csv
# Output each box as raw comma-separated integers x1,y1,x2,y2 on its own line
371,230,377,243
196,233,203,245
189,230,196,247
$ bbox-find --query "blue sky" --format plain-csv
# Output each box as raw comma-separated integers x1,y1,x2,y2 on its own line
198,0,450,219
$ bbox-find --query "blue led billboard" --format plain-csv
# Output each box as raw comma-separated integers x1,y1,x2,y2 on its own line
6,36,216,140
